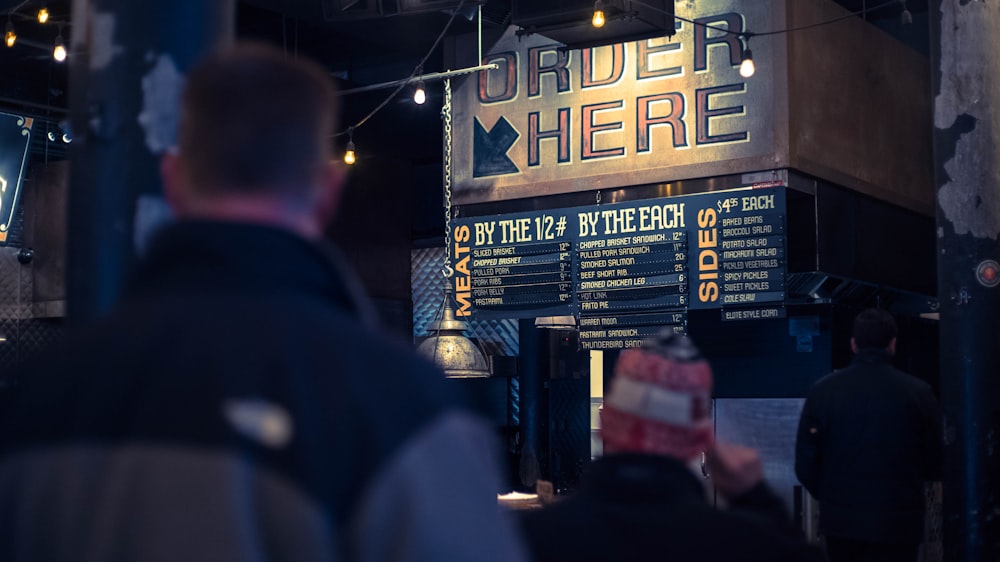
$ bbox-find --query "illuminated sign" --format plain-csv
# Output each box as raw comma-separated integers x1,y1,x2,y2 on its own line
0,113,33,243
452,1,780,204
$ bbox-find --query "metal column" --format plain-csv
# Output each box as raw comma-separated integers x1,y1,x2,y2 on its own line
931,1,1000,560
67,0,234,320
517,319,548,489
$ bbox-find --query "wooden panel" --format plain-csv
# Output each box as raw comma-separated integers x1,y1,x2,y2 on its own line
787,0,933,215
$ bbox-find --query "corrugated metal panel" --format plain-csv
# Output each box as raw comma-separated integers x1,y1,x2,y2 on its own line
17,318,63,359
0,247,64,374
548,377,589,491
0,318,17,369
0,248,25,319
411,247,518,356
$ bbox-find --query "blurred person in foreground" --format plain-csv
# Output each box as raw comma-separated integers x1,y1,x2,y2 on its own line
0,43,527,562
796,308,941,562
519,332,822,561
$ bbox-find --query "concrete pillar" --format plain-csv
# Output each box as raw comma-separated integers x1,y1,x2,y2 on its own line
66,0,234,320
931,1,1000,560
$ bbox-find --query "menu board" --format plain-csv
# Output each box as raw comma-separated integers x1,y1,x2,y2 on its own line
578,311,688,350
714,192,786,306
451,187,786,346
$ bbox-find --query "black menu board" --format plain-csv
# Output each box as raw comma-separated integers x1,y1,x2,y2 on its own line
450,187,786,346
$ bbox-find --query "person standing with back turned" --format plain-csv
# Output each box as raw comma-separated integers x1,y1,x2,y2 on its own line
796,308,942,562
520,332,822,562
0,43,527,562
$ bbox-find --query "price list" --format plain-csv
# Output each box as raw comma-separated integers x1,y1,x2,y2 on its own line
449,187,788,339
578,311,687,350
453,211,576,318
470,240,573,309
714,194,786,306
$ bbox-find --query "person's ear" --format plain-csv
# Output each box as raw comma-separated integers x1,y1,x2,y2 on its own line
850,338,858,354
315,159,347,228
887,337,897,355
160,152,189,215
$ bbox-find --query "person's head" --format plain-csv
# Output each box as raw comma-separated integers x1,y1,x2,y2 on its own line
851,308,898,354
600,331,714,462
161,42,345,238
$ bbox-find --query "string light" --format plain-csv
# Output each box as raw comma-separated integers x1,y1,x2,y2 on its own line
332,0,468,149
900,0,912,25
327,0,902,155
5,19,15,48
636,0,900,36
53,31,65,62
619,0,902,79
739,34,755,78
0,5,75,59
592,0,606,28
344,127,356,165
739,49,754,77
413,80,427,105
413,66,427,104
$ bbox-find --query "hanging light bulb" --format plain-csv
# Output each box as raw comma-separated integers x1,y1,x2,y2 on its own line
413,80,426,105
53,33,66,62
738,34,755,78
739,48,755,78
900,0,912,25
5,20,16,48
37,6,49,24
344,127,356,165
592,0,606,28
344,141,356,165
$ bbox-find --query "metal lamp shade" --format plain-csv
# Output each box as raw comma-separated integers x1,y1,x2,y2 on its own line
417,292,491,378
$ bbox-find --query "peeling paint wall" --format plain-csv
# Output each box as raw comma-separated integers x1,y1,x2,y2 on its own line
87,10,124,71
932,2,1000,559
137,53,183,155
934,1,1000,239
65,0,234,319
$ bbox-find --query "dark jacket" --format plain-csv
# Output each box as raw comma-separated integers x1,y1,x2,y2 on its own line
520,453,822,562
0,221,527,562
795,348,942,544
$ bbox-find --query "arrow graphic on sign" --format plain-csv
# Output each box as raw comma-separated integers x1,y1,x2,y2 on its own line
473,116,520,178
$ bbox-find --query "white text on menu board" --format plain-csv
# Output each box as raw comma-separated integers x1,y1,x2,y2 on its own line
578,203,685,237
471,203,689,247
697,192,779,305
474,214,569,245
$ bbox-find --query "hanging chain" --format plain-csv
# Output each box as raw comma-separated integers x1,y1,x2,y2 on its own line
441,77,455,278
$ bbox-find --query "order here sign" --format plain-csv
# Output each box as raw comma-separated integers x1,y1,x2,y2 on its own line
451,0,782,204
